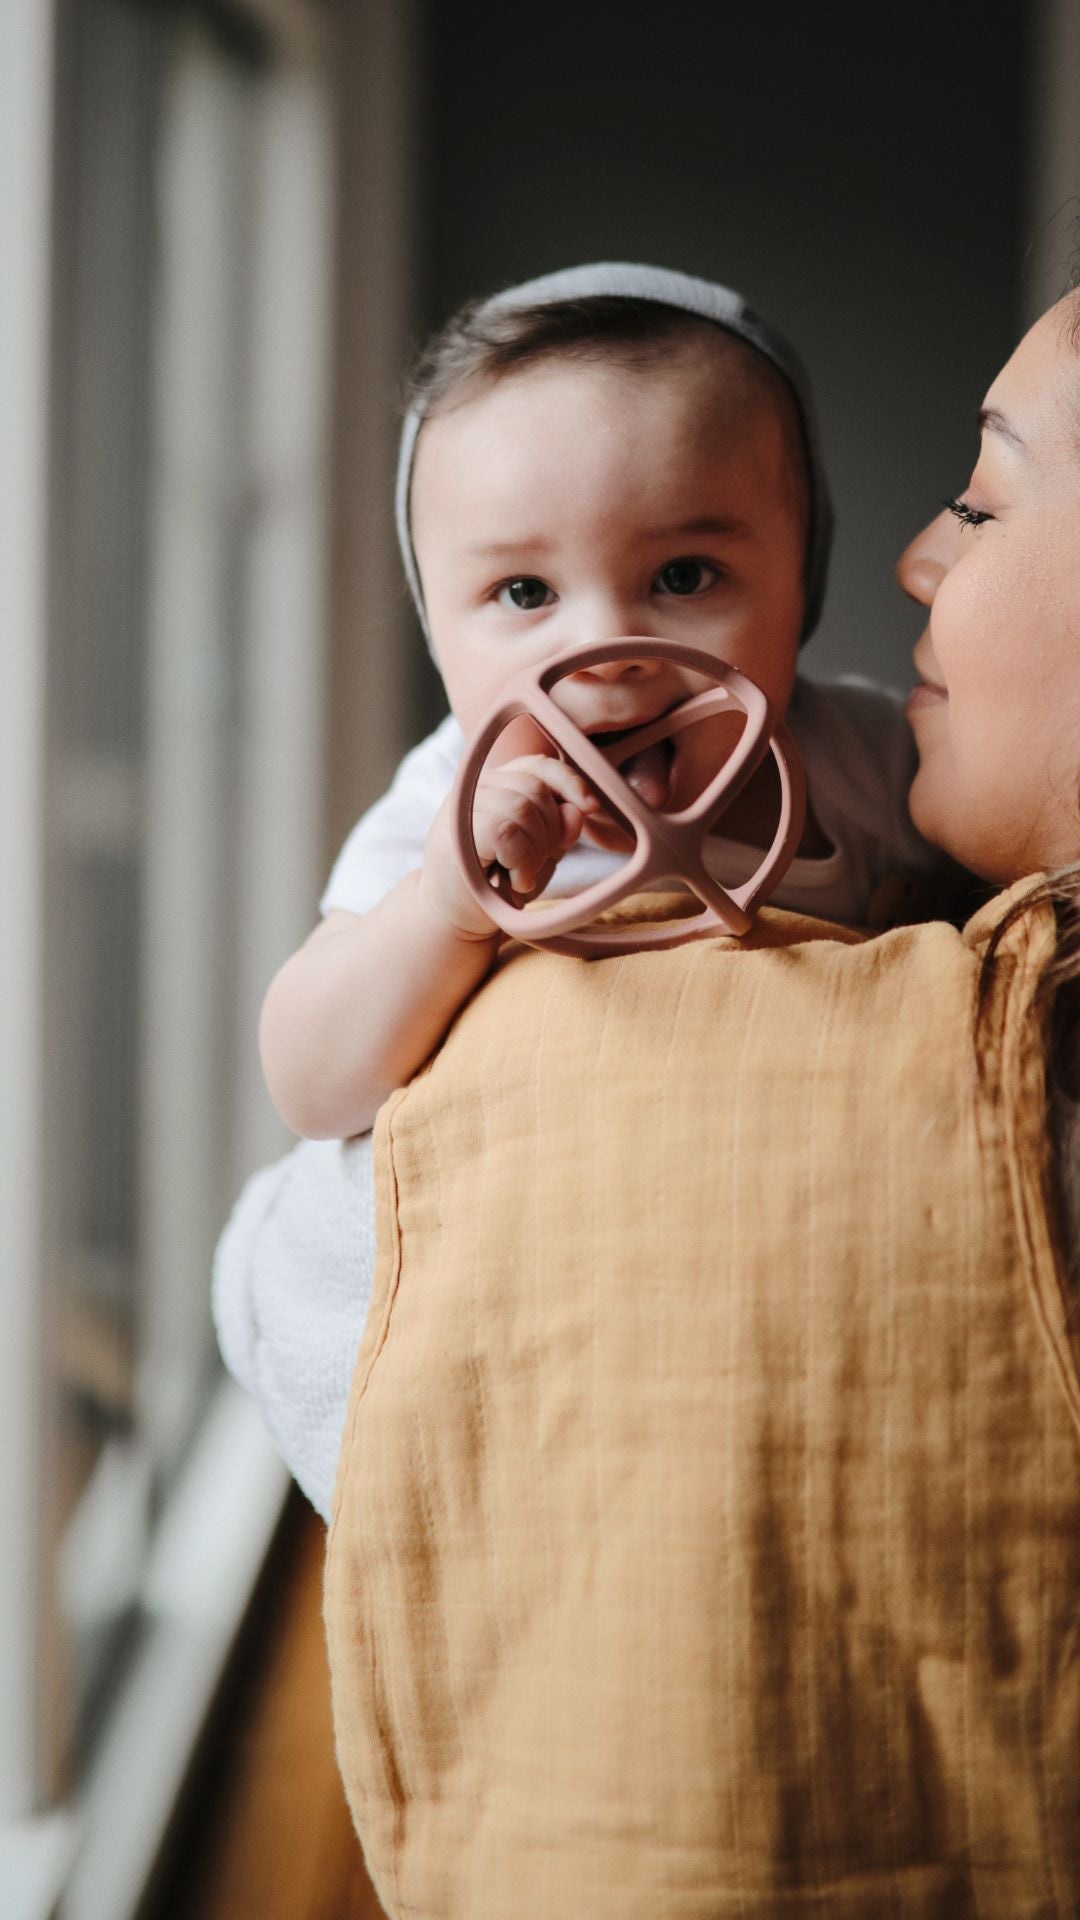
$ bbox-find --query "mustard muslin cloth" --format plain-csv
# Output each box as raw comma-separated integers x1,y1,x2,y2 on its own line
324,888,1080,1919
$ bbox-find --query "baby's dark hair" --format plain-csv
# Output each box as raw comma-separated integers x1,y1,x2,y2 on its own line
409,294,750,405
405,293,812,544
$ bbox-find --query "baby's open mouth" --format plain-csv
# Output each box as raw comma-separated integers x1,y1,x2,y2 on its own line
587,725,677,810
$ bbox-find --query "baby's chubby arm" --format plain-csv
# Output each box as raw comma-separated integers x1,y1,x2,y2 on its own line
259,753,598,1139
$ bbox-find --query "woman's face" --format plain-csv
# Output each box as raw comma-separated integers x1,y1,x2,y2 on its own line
898,295,1080,884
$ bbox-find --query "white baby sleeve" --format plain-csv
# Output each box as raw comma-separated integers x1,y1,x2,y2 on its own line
211,1132,378,1521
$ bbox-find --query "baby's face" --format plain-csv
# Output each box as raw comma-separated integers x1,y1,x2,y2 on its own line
410,345,806,820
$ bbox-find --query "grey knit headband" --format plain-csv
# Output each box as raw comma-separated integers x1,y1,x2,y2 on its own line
395,261,833,648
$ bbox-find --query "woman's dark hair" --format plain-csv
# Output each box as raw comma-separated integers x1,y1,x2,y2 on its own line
977,864,1080,1318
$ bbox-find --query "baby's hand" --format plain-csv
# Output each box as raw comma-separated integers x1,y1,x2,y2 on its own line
421,753,600,938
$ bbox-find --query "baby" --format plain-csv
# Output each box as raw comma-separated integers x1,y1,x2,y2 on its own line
259,263,955,1142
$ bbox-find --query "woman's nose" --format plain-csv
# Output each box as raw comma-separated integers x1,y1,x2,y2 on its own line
896,513,951,608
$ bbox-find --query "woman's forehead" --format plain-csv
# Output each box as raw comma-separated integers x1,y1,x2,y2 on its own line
981,300,1080,461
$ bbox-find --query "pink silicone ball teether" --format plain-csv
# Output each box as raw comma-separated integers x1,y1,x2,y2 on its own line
450,639,807,957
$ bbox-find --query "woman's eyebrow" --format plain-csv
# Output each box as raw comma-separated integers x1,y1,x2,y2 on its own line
977,405,1026,452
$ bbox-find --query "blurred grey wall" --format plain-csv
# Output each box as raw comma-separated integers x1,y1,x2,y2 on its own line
408,0,1031,721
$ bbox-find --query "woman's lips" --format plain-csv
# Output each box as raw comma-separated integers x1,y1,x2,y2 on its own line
906,676,947,715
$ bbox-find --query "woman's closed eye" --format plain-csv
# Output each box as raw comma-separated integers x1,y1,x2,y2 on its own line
655,557,722,597
943,495,994,530
495,576,555,611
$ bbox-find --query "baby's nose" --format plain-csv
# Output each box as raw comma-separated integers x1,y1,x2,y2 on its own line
571,651,664,684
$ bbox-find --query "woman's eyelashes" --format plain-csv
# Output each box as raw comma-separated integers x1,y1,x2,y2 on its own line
943,495,994,530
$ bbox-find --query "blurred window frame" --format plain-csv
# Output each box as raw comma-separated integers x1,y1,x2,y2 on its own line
0,1,345,1912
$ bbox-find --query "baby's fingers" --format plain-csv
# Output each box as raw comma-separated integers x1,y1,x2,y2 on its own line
472,780,572,896
496,754,600,817
492,812,552,884
473,785,557,879
556,800,587,854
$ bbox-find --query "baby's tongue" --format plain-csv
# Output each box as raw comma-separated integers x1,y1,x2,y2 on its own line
618,738,673,808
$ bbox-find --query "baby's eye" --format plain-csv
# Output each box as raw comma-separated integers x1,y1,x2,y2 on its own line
497,576,554,610
942,495,993,530
655,558,720,597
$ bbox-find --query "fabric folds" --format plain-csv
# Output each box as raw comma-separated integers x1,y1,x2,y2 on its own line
325,886,1080,1919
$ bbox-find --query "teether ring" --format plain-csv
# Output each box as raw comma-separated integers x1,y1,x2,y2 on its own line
450,639,806,956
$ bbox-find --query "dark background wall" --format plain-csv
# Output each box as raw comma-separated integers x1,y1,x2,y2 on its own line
410,0,1031,722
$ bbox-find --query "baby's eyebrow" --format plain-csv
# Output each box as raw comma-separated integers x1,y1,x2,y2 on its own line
661,516,752,539
464,516,753,561
466,537,555,558
977,406,1026,452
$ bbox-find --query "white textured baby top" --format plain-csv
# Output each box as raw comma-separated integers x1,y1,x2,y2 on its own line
215,674,972,1521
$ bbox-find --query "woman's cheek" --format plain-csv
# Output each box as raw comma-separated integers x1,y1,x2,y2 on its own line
917,526,1080,880
961,530,1073,679
929,545,1005,682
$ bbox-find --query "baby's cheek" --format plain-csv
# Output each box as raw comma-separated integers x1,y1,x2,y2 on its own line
486,716,558,766
714,626,798,718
